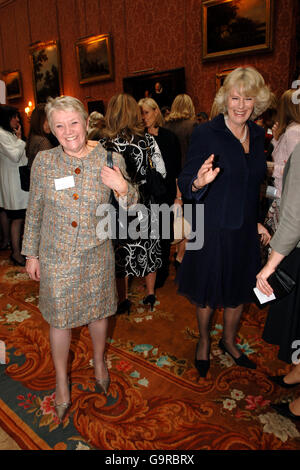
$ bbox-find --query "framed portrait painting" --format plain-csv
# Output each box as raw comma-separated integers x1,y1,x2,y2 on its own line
75,33,114,85
2,70,22,100
202,0,274,61
215,68,235,91
29,40,62,104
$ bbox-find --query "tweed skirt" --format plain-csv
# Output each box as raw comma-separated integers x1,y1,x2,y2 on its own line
38,242,117,329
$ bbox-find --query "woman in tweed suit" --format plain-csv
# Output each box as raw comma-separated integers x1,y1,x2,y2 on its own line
21,96,138,422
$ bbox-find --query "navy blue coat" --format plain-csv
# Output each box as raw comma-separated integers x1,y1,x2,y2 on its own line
177,113,267,308
178,113,266,230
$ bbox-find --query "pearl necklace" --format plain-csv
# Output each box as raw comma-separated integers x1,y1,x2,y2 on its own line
224,116,248,143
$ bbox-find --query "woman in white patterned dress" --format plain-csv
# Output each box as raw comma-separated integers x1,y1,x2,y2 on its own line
100,93,166,312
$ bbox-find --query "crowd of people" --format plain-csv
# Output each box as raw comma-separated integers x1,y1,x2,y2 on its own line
0,66,300,424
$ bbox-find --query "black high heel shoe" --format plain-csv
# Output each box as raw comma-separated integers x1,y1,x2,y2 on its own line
194,341,210,378
194,358,210,378
174,254,181,271
10,254,26,267
218,339,257,369
142,294,156,311
0,242,10,251
268,375,300,389
116,299,132,315
271,402,300,422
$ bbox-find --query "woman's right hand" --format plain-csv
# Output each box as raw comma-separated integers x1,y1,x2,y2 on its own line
272,121,279,140
192,154,220,190
26,258,40,281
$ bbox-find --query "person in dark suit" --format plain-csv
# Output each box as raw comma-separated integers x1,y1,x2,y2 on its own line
139,97,182,288
177,67,272,378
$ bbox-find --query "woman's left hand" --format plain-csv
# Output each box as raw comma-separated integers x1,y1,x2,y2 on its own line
101,165,128,197
257,222,271,246
256,263,274,296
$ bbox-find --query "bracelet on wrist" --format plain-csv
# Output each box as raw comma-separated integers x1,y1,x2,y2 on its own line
192,180,201,190
25,256,39,260
175,196,182,200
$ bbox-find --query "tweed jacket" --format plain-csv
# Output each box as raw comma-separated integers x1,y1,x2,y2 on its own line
270,141,300,255
21,142,138,258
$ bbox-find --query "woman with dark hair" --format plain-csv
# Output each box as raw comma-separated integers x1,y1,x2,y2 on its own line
100,93,166,311
26,104,54,168
164,94,198,270
0,104,28,265
138,97,182,287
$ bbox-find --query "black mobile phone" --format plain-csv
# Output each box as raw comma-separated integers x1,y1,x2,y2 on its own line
212,154,220,170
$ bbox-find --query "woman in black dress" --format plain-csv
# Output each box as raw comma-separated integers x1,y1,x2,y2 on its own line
100,94,166,312
177,67,272,378
164,94,198,269
138,97,182,287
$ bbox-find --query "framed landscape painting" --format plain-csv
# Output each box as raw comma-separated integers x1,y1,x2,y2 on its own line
29,40,62,104
202,0,274,61
75,33,114,85
2,70,22,100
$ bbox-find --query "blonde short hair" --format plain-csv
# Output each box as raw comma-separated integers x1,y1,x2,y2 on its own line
214,67,272,120
45,96,88,133
165,94,196,122
88,111,104,129
138,97,164,127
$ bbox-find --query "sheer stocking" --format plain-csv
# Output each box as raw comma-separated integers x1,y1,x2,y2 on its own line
195,306,214,360
88,318,109,380
50,326,71,404
116,276,128,303
222,304,244,358
0,210,10,247
145,271,156,296
11,218,25,262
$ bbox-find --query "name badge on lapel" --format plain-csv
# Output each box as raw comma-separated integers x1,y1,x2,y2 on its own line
54,176,75,191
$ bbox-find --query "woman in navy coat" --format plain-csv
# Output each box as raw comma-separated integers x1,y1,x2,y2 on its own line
177,67,272,377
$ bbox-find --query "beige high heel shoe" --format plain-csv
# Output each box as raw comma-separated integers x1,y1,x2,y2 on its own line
54,400,71,423
95,365,110,395
54,381,71,423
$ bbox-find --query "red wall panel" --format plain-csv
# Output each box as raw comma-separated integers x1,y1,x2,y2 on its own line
0,0,297,135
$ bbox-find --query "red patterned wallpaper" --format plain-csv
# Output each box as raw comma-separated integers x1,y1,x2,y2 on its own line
0,0,297,133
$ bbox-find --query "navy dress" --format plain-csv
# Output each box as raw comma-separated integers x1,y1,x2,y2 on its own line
177,114,266,308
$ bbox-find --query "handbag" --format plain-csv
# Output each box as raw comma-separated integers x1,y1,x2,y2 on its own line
171,204,191,245
19,165,30,192
106,150,128,244
268,267,296,300
145,150,167,202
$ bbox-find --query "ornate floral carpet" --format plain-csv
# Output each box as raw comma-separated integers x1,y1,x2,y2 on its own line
0,248,300,451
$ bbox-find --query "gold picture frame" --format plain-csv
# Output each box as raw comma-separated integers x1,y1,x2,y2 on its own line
29,40,63,104
75,33,114,85
2,70,22,100
202,0,274,61
215,68,235,91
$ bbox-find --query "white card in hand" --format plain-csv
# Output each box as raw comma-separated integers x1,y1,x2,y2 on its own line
0,340,5,364
54,176,75,191
253,287,276,304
